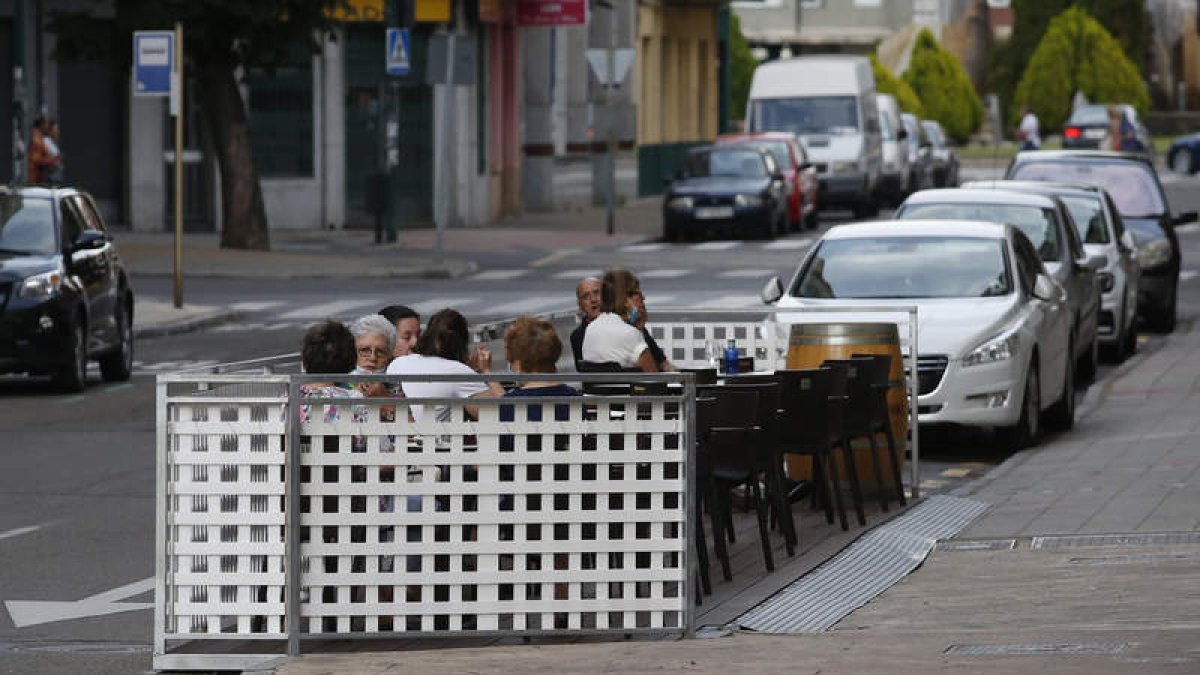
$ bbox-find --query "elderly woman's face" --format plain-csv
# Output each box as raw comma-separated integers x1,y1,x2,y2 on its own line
393,318,420,357
355,332,392,372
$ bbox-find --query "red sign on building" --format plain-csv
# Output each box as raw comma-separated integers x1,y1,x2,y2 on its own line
517,0,587,27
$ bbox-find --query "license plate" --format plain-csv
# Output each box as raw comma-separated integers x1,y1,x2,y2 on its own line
694,206,734,219
1084,128,1105,139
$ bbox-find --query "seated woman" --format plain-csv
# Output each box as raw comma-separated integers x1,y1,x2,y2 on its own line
299,320,362,425
379,304,421,358
581,268,664,373
504,315,579,403
349,313,397,396
385,308,504,421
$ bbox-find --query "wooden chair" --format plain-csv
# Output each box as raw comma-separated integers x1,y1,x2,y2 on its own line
820,360,870,527
851,353,907,509
774,368,849,531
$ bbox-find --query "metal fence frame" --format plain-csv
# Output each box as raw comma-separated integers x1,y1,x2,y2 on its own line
154,371,695,672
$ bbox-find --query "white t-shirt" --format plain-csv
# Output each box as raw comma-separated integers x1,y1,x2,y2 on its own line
581,312,648,368
1019,113,1040,147
385,354,487,421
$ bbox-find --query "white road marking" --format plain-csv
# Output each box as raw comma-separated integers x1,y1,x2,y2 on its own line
719,269,773,279
487,295,570,316
277,298,380,321
551,269,605,280
763,237,813,251
409,297,478,314
620,243,665,253
468,269,529,281
645,294,678,306
691,241,740,251
0,523,51,541
5,578,154,628
229,300,287,312
639,269,691,279
1181,270,1198,281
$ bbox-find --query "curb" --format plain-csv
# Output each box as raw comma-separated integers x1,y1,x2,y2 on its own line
134,310,245,340
128,260,478,281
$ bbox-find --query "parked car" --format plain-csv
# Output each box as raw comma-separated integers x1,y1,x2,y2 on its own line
1166,131,1200,175
963,180,1141,361
716,131,820,230
901,112,935,193
662,144,788,241
745,55,883,218
1063,104,1154,160
1006,150,1195,332
895,188,1103,380
0,185,134,392
875,93,910,206
761,219,1074,449
920,119,959,187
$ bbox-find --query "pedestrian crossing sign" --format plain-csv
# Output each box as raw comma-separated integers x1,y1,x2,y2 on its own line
386,28,411,76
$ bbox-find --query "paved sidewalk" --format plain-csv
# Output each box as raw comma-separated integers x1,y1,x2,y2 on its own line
271,323,1200,674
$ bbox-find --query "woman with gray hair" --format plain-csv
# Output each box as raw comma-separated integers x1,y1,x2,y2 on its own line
348,313,397,397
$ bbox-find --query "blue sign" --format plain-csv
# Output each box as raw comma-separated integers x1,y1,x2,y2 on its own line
386,28,411,77
133,31,174,97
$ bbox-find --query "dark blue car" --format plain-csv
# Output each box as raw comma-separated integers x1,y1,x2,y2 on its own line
1167,132,1200,175
662,145,788,241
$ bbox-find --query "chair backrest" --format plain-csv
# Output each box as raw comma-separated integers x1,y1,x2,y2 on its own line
680,367,718,386
694,396,717,476
775,368,831,450
697,386,759,431
822,358,870,432
850,353,892,427
577,360,630,373
707,425,756,475
717,382,780,463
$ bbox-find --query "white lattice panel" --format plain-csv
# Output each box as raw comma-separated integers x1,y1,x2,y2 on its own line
647,320,784,371
160,379,291,640
296,393,689,635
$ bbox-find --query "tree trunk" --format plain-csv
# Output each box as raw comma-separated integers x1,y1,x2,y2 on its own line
196,61,270,250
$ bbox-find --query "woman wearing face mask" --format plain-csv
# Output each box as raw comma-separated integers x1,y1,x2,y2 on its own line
581,268,669,372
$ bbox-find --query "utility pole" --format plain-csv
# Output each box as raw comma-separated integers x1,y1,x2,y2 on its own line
604,10,616,236
12,0,28,185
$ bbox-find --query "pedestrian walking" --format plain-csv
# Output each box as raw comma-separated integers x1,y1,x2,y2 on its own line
44,119,65,183
1016,105,1040,151
26,114,57,184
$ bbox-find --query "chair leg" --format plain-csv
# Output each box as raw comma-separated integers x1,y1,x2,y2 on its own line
812,454,836,525
866,431,890,512
768,461,797,556
840,436,868,527
708,481,732,582
884,428,908,506
751,480,775,572
694,490,712,596
824,449,850,531
723,485,737,544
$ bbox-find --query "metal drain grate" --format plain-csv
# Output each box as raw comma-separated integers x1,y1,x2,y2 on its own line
1032,532,1200,550
736,495,989,633
935,539,1016,552
944,642,1128,656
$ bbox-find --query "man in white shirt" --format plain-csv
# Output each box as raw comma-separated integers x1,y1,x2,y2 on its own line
1017,105,1040,151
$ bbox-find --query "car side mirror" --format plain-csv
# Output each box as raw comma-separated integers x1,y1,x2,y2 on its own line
761,276,783,305
1083,253,1108,272
1032,274,1061,302
71,230,108,252
1172,210,1198,226
1120,231,1136,251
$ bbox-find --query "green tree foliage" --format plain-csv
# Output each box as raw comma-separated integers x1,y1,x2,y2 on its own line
728,12,758,125
50,0,342,250
902,30,982,143
989,0,1149,121
1011,6,1150,132
870,54,922,117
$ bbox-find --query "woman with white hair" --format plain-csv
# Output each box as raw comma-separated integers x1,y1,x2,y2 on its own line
348,313,397,398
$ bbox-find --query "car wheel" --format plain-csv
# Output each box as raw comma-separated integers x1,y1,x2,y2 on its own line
53,317,87,393
1149,283,1177,333
1044,349,1075,432
1076,334,1098,383
1123,309,1139,357
1170,148,1192,175
99,297,134,382
997,359,1039,450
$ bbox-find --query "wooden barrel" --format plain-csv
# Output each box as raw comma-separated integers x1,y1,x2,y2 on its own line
783,322,908,488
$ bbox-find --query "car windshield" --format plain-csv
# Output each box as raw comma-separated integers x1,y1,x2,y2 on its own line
0,196,55,256
1068,105,1112,125
921,122,944,146
683,149,767,179
1059,195,1109,244
738,141,792,169
897,203,1060,261
751,96,859,135
1009,161,1166,217
795,236,1011,299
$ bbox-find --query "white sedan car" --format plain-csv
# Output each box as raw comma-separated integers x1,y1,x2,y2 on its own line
762,220,1074,449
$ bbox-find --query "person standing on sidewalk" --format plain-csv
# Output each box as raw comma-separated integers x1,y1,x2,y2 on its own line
1016,105,1040,151
26,114,58,184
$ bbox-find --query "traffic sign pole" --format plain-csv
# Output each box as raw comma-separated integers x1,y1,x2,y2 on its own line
172,22,184,309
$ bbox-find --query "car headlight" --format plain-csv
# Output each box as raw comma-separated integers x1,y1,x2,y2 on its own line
16,269,64,300
1097,271,1115,293
734,194,763,207
1136,239,1172,270
667,196,694,210
962,333,1019,368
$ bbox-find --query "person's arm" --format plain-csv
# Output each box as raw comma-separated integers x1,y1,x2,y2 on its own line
463,345,504,419
635,348,658,373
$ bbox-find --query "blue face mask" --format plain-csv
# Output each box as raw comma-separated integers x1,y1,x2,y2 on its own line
626,307,640,325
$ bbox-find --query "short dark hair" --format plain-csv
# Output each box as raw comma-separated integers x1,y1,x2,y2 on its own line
415,308,470,363
301,320,356,374
379,304,419,325
504,315,562,373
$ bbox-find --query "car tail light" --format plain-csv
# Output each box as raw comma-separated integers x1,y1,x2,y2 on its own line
1064,127,1081,139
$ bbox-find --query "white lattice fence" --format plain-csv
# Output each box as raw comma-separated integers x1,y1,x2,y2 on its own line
156,372,695,671
646,316,783,371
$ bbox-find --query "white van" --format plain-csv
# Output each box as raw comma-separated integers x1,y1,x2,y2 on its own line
875,93,910,204
745,55,883,218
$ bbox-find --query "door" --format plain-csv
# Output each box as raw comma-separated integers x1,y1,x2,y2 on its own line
58,57,126,224
164,76,216,232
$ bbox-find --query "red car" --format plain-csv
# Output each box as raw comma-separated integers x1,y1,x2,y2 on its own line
716,132,820,230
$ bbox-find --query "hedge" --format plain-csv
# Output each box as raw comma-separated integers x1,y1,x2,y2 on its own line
870,54,922,118
902,29,983,143
1011,6,1149,132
